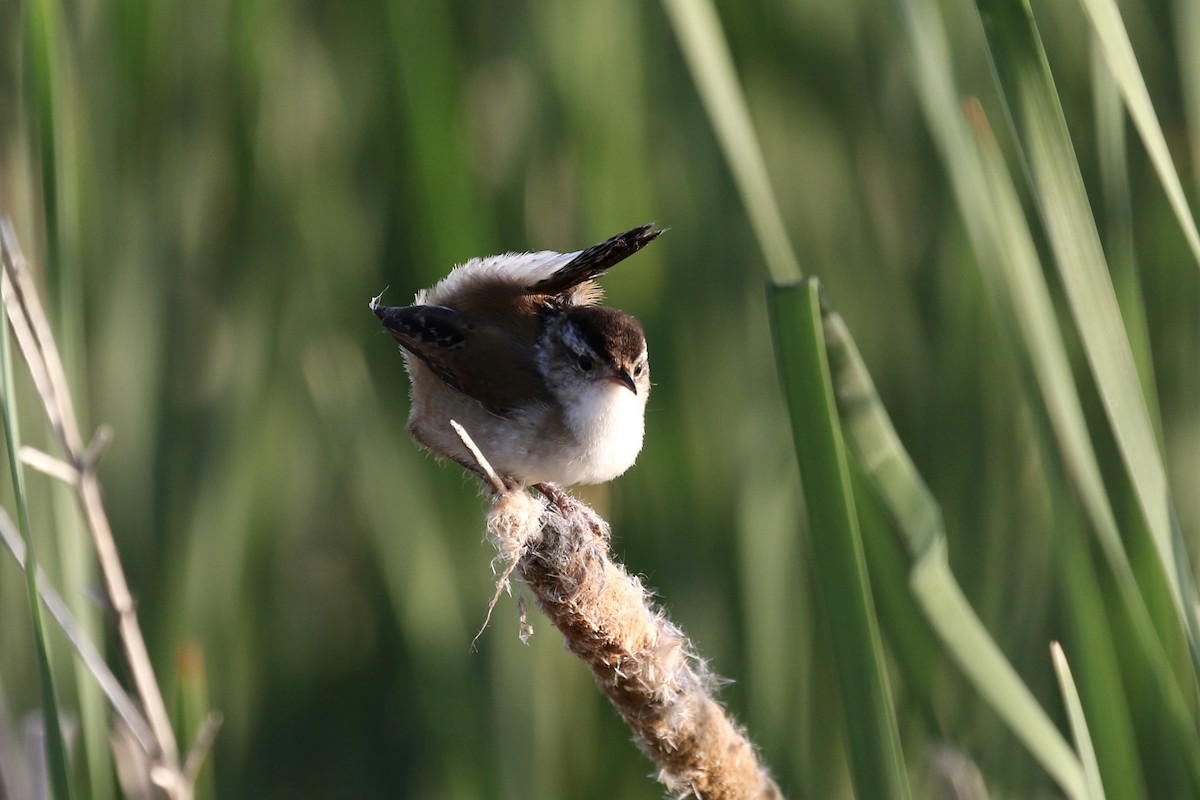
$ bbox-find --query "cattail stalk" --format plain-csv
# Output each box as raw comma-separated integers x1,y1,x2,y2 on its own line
486,486,783,799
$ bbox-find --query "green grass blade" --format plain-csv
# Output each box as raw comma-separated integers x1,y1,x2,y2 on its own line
967,102,1197,784
821,304,1087,800
768,279,910,800
975,0,1200,666
0,222,73,799
26,0,108,777
26,0,62,276
660,0,802,283
1056,503,1148,800
1091,40,1162,442
894,0,1200,787
1052,643,1107,800
1177,0,1200,183
1076,0,1200,269
176,644,217,800
852,465,945,706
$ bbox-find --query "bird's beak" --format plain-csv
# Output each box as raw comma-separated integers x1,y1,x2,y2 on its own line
608,368,638,395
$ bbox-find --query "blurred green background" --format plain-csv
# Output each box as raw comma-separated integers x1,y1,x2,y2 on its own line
1,0,1198,797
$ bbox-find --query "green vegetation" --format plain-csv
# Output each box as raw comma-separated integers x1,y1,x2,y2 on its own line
2,0,1198,796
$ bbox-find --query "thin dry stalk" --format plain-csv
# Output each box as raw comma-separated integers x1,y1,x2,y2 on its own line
0,218,209,798
485,486,783,798
0,508,155,752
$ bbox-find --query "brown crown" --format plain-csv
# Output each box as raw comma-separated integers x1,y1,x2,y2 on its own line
564,306,645,363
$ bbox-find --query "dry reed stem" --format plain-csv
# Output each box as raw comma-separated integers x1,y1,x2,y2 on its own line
0,218,212,799
0,506,155,751
486,487,783,799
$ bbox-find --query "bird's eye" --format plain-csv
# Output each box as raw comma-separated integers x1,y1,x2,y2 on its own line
577,354,594,372
633,363,645,378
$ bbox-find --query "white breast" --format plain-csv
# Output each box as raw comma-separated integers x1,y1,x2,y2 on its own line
557,382,646,485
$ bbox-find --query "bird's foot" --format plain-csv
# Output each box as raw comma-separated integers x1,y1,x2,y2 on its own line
533,482,571,511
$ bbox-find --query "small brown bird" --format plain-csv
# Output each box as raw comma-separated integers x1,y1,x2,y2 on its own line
371,224,661,487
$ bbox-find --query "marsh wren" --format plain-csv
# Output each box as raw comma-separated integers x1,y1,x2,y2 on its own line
371,224,661,487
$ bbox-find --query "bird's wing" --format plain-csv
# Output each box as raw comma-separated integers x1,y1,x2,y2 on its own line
426,224,662,316
527,223,662,300
373,303,551,416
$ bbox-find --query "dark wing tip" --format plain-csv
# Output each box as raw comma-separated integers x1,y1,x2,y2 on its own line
371,304,407,329
579,222,665,266
615,222,665,250
372,305,472,395
528,222,666,295
374,305,465,345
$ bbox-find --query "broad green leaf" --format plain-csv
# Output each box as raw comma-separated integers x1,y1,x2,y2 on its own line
769,279,909,800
